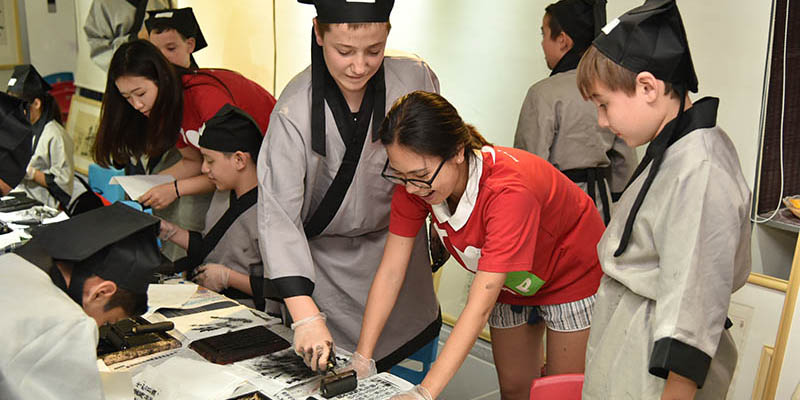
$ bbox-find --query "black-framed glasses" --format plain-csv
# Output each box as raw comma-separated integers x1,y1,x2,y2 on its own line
381,158,446,189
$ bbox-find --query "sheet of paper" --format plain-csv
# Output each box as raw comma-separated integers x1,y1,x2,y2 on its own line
145,283,198,314
132,356,247,400
233,348,350,395
99,370,134,400
152,302,267,343
272,373,412,400
109,175,175,201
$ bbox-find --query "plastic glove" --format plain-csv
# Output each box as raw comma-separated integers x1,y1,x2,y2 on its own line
291,312,333,372
193,263,230,291
138,182,178,210
348,351,377,379
158,219,179,241
390,385,433,400
24,166,35,181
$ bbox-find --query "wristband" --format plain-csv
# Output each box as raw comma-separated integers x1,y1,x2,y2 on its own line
173,180,181,198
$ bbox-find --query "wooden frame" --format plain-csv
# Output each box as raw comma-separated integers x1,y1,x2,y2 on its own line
763,236,800,399
0,0,22,68
65,94,103,175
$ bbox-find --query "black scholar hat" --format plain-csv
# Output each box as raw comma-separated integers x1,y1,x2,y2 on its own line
145,7,207,52
198,104,263,160
7,65,52,102
0,92,33,188
547,0,607,49
593,0,698,92
24,203,162,295
299,0,394,23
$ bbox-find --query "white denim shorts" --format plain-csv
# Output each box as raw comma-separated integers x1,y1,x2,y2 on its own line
488,294,597,332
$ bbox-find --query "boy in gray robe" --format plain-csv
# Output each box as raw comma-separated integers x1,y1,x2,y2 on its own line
158,104,273,311
514,0,637,224
257,0,441,374
576,1,752,398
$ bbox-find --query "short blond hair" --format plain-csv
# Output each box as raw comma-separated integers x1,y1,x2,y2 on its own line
577,45,678,99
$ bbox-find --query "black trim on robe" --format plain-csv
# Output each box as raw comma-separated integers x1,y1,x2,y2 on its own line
614,96,719,256
268,276,315,299
44,172,72,209
376,309,442,372
549,45,586,76
649,337,711,388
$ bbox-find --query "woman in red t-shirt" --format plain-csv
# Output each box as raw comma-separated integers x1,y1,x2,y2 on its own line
355,91,605,400
93,40,276,209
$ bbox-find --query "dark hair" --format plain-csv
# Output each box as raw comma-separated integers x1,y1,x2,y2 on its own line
316,21,392,38
147,20,189,39
543,7,564,40
379,91,490,161
93,40,184,167
104,286,148,317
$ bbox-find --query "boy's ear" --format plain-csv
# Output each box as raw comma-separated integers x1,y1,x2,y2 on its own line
185,37,196,54
313,18,324,47
635,71,660,103
558,32,573,52
232,151,250,170
85,279,117,306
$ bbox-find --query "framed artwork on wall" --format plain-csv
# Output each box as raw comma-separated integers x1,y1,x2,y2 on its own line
0,0,23,68
65,94,102,175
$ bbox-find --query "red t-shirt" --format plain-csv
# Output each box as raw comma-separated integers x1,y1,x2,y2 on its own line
390,146,604,306
178,69,277,149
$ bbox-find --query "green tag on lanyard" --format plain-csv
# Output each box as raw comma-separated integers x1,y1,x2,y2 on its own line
504,271,545,297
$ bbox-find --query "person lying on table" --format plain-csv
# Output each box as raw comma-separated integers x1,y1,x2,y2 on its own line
1,203,162,400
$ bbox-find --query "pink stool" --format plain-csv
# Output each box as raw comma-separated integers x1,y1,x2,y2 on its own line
530,374,584,399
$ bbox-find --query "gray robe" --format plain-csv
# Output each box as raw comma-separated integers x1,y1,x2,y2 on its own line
83,0,171,71
257,56,440,361
583,106,752,399
201,189,265,309
15,121,74,209
514,69,637,203
0,254,103,400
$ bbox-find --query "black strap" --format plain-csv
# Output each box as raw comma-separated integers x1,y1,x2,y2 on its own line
376,309,442,372
303,71,377,239
125,152,165,176
127,0,149,39
186,188,258,269
562,167,611,225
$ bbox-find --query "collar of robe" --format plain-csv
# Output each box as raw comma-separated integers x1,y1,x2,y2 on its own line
30,100,55,153
614,94,720,257
550,45,587,76
309,28,386,157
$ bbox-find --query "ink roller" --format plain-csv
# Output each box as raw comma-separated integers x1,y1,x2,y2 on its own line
319,350,357,398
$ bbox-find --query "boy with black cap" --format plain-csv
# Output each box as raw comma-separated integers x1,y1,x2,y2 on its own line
1,203,162,399
0,92,33,195
7,65,75,209
575,0,751,398
158,104,273,312
258,0,440,376
514,0,637,224
145,7,206,68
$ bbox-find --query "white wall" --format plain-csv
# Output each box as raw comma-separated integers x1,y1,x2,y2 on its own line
73,0,108,92
24,0,77,77
177,0,276,93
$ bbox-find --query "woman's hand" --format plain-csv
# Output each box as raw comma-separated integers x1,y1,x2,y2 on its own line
138,182,178,209
390,385,433,400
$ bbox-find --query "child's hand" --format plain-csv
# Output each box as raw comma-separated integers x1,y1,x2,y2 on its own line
193,263,231,292
138,183,177,210
158,219,178,241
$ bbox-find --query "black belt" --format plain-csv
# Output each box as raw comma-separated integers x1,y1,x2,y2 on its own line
562,167,611,225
